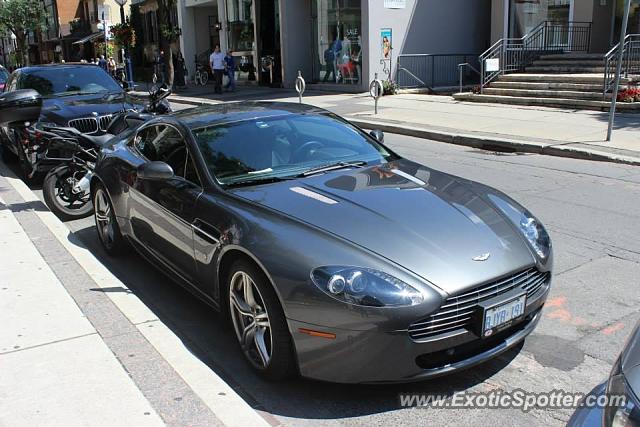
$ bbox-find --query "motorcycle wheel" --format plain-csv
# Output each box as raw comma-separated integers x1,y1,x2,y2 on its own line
43,167,94,221
200,71,208,86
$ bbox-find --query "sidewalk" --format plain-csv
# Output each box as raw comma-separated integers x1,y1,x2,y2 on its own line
169,89,640,166
0,164,269,427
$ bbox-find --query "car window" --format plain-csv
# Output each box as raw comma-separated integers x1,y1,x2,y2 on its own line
192,113,393,185
134,125,201,186
0,68,8,84
17,66,122,97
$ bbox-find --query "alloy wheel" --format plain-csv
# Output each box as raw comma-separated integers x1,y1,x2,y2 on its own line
229,271,273,369
94,188,115,249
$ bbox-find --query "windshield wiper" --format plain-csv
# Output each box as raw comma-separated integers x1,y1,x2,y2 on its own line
297,161,367,177
225,175,296,188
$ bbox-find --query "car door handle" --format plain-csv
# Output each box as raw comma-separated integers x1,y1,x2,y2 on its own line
191,219,220,244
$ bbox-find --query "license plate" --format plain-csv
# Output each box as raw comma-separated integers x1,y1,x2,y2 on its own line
482,294,526,337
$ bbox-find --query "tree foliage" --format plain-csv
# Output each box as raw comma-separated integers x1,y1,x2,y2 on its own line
0,0,48,65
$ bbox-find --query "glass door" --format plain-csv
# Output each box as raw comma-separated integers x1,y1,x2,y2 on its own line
509,0,571,38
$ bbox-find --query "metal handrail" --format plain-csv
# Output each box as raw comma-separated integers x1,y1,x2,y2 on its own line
479,21,592,92
604,34,640,96
458,62,480,93
397,53,480,90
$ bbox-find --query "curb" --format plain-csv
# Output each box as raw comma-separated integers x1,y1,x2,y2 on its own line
0,162,271,427
347,118,640,167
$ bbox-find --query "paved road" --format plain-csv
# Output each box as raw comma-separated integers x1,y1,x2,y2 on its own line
30,132,640,426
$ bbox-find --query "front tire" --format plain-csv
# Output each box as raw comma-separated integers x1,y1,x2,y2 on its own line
227,260,296,380
93,184,126,256
43,167,93,221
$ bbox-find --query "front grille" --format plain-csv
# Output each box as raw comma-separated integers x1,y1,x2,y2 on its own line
408,268,550,341
68,115,112,134
98,114,112,131
68,117,98,133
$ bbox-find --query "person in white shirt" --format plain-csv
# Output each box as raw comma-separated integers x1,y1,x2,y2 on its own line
209,45,225,94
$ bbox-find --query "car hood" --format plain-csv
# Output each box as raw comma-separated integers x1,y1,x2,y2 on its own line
231,159,537,295
40,92,139,124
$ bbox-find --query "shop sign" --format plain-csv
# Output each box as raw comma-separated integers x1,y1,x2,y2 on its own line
384,0,406,9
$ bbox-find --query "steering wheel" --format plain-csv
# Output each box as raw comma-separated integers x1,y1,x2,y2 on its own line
293,141,324,162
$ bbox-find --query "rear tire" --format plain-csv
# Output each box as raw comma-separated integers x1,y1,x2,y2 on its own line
43,168,93,221
226,259,297,381
0,141,18,163
200,71,208,86
93,184,127,256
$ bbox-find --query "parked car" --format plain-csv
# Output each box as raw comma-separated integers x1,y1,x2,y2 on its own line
568,320,640,427
0,65,8,91
0,63,142,178
82,102,552,383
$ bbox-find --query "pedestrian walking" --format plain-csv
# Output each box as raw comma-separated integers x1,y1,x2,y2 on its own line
108,56,116,76
209,45,225,94
322,35,342,83
224,50,236,92
98,55,108,72
155,50,166,84
174,51,186,89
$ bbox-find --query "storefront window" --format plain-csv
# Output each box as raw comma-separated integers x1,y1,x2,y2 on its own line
311,0,362,85
509,0,570,38
226,0,254,52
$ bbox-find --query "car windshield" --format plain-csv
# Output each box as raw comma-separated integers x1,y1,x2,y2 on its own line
192,113,395,185
0,67,8,83
18,66,122,98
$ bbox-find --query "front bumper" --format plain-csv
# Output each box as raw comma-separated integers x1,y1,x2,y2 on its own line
288,283,548,384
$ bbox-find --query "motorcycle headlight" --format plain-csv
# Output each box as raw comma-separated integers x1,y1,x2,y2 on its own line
488,194,551,260
311,266,424,307
604,364,640,427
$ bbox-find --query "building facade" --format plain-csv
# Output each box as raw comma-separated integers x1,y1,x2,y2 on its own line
176,0,492,91
491,0,636,53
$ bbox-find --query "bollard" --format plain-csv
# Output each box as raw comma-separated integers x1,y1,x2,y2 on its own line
369,72,384,114
295,71,306,104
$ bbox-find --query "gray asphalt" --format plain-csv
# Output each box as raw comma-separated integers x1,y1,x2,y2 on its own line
30,131,640,427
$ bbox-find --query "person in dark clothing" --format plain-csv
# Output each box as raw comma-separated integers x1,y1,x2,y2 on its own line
98,55,108,72
173,51,186,89
224,50,236,91
322,37,342,83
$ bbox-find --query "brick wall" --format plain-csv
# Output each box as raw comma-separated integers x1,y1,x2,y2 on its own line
57,0,85,36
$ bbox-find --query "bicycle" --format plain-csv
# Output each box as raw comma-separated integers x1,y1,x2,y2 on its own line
194,63,209,86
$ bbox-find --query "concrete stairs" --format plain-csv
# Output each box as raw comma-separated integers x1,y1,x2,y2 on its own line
453,53,640,111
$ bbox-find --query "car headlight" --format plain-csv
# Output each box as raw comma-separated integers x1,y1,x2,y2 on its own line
518,213,551,259
311,266,424,307
488,194,551,260
604,361,640,427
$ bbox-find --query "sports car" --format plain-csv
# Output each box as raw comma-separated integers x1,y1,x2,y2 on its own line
90,102,553,383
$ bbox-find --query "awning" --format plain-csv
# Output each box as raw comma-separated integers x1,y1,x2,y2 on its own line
72,32,104,45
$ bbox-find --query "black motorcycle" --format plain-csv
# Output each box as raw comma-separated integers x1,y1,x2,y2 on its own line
2,84,172,221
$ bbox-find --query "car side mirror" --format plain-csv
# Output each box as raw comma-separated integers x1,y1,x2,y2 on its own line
0,89,42,127
370,129,384,143
137,161,174,180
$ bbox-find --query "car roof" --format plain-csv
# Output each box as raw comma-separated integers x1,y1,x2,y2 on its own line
17,63,100,72
173,101,330,130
